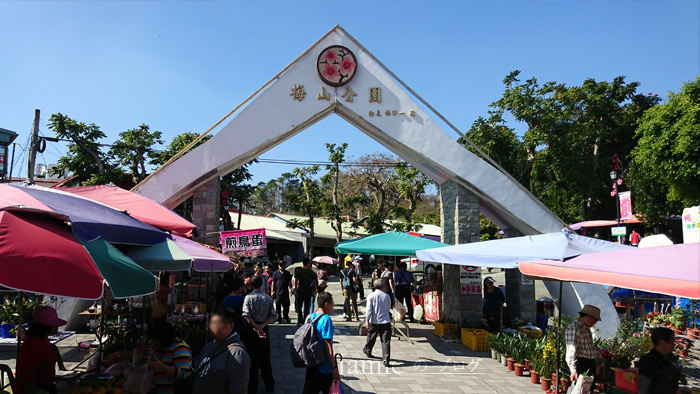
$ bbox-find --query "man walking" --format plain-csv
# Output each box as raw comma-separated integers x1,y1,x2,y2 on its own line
193,308,250,394
393,261,415,322
340,260,360,321
352,256,365,300
363,282,393,367
566,305,602,383
294,258,318,325
242,275,277,393
271,260,292,324
303,292,341,394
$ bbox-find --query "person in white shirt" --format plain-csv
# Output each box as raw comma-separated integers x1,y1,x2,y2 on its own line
362,281,393,367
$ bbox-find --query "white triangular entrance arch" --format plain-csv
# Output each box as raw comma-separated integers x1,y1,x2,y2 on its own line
133,26,565,236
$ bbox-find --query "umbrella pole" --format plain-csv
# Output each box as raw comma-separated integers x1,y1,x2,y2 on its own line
16,292,24,363
556,281,563,391
99,292,105,355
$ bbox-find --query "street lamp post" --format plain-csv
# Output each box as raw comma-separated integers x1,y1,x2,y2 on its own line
610,170,622,242
610,154,625,243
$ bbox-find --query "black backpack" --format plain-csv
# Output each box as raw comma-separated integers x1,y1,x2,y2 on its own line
290,314,326,368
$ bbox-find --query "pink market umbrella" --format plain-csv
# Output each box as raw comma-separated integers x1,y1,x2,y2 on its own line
519,243,700,299
170,235,232,272
62,184,198,238
313,256,340,265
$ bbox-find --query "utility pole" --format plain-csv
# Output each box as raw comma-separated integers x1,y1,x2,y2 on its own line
27,109,40,184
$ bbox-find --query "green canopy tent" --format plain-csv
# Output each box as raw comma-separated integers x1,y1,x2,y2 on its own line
335,231,448,256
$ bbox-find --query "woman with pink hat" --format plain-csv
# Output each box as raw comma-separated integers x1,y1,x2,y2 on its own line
14,306,66,394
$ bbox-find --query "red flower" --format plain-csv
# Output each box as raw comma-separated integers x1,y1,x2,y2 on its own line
323,64,338,79
340,58,355,73
654,94,659,97
324,49,336,61
221,190,230,198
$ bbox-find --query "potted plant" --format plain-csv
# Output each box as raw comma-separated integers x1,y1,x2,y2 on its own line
0,304,14,338
503,334,516,371
488,334,501,360
687,300,700,338
529,357,541,384
512,337,527,377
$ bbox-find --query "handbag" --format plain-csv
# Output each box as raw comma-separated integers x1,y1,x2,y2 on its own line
329,380,344,394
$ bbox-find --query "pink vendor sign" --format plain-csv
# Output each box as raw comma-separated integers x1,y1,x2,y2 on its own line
618,191,633,220
220,228,267,254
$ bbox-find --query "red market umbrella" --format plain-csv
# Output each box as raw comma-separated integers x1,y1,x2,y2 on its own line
62,184,198,237
0,210,157,299
519,243,700,299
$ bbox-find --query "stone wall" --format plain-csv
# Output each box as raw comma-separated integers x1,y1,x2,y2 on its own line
191,178,220,246
440,180,482,324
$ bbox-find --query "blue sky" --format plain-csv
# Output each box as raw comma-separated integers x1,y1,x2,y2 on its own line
1,1,698,185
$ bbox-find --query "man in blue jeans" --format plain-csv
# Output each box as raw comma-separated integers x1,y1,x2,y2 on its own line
303,292,341,394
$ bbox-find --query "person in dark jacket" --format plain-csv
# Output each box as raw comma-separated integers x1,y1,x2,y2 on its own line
638,327,681,394
193,308,250,394
482,276,505,333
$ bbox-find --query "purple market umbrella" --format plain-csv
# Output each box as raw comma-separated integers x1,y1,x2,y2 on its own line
171,235,232,272
0,183,166,245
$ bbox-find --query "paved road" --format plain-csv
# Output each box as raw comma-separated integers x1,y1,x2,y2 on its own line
254,278,545,393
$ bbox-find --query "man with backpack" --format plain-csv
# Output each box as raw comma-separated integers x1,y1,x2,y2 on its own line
193,308,250,394
294,258,318,326
302,292,341,394
340,260,360,322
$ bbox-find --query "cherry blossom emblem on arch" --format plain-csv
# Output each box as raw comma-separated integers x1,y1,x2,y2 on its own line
316,46,357,87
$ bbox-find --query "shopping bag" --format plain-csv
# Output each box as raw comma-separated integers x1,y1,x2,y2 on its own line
329,380,344,394
393,300,407,321
566,375,594,394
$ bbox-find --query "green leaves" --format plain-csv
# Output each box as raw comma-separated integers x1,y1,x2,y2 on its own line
628,76,700,225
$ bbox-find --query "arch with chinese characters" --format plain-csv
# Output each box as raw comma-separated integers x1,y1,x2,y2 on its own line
133,26,620,337
133,26,564,236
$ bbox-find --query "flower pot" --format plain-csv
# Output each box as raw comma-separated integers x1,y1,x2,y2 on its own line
506,358,515,371
560,378,569,391
531,371,540,384
501,356,507,366
524,359,531,371
514,363,525,376
491,349,498,359
687,327,700,339
540,378,551,391
1,324,15,339
551,373,557,383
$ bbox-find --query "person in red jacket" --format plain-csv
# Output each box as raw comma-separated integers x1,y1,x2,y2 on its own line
14,306,67,394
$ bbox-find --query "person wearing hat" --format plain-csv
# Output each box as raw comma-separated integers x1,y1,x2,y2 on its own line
15,306,67,394
482,276,505,333
565,304,602,383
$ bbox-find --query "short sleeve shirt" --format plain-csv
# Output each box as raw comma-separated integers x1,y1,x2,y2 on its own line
310,312,334,375
295,268,316,294
271,270,292,294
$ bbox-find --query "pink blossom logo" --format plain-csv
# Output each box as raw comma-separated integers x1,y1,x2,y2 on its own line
323,64,339,79
340,58,355,73
317,45,358,87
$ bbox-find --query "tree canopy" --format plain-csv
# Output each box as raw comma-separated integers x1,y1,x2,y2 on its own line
628,76,700,224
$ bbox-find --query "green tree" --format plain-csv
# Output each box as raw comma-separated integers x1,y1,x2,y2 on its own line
391,161,431,223
47,113,121,185
221,160,257,230
470,71,660,223
152,132,213,166
110,124,163,183
628,77,700,224
321,143,353,245
459,112,527,185
286,166,324,256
